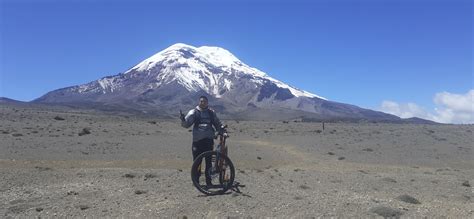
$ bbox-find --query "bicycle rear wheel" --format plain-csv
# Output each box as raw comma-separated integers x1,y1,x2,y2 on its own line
191,151,235,195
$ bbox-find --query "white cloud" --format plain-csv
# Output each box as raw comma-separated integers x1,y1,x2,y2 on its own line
380,101,429,119
434,90,474,113
380,89,474,124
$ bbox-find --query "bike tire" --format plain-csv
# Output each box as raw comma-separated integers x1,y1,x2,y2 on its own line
191,151,235,195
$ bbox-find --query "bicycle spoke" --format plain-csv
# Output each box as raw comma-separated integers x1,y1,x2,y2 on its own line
191,151,235,195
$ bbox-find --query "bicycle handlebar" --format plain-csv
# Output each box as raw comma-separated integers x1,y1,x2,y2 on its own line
215,124,229,139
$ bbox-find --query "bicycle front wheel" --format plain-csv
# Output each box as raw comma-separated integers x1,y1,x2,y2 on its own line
191,151,235,195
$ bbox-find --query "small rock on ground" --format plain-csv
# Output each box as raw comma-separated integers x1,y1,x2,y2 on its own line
396,194,421,204
370,206,403,218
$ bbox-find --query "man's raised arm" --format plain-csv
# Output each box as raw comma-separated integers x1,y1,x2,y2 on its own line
181,109,195,128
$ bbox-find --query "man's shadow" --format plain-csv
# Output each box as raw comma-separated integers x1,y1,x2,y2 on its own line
229,181,252,197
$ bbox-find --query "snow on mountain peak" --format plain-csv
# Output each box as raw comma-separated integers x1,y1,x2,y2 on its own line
128,43,242,72
124,43,325,100
168,43,195,49
196,46,241,67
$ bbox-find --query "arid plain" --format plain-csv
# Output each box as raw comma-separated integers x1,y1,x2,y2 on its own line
1,104,473,218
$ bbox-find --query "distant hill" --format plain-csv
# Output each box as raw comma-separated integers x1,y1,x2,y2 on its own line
0,97,25,105
402,117,439,125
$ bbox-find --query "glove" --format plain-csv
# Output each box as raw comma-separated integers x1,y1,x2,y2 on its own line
179,110,185,122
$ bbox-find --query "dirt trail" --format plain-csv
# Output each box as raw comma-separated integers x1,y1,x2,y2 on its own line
233,140,464,175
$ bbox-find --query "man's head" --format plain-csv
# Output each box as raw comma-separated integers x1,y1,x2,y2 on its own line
199,96,209,109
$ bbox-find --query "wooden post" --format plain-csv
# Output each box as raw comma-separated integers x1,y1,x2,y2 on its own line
322,122,325,131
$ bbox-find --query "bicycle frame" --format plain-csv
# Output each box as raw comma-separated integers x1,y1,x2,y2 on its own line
198,126,228,175
215,126,229,180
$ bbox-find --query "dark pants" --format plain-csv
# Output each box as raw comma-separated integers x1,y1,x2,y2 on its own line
192,138,214,183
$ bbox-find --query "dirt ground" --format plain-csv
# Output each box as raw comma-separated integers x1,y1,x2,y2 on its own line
1,105,473,217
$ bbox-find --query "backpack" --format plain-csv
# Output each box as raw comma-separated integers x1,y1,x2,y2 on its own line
193,108,215,126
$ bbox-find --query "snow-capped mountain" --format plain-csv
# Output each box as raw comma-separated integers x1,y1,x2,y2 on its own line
123,43,322,99
34,43,400,121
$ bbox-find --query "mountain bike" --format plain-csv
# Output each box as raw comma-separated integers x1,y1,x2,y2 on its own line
190,124,235,195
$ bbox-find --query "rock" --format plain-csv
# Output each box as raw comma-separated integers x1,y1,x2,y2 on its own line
35,207,43,212
78,128,91,136
35,166,52,171
54,116,65,120
144,173,157,180
362,148,374,152
338,156,345,160
67,191,79,195
381,177,397,183
396,194,421,204
370,206,403,218
78,205,89,210
134,190,147,195
462,181,471,187
327,152,335,155
298,185,310,190
123,173,136,178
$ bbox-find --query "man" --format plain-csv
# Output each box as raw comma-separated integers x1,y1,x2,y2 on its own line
180,96,223,185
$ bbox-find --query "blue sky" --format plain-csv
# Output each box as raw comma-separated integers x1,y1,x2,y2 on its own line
1,0,472,122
